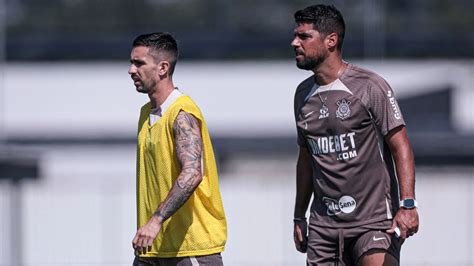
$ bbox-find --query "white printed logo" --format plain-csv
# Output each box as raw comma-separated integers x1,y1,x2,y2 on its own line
336,99,352,120
304,111,315,118
322,195,357,216
373,236,385,241
319,104,329,119
387,90,402,120
306,132,358,161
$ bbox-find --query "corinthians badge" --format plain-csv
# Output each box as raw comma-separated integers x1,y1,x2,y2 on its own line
336,99,352,120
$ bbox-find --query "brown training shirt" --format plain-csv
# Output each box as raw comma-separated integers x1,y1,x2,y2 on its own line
294,64,405,228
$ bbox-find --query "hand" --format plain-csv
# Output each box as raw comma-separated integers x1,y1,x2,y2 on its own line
132,215,162,255
293,218,308,253
387,208,419,241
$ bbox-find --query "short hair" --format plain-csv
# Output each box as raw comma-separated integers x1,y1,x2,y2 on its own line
132,32,179,76
294,5,345,50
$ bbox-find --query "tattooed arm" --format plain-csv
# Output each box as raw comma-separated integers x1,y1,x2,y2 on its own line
132,111,203,254
155,111,203,220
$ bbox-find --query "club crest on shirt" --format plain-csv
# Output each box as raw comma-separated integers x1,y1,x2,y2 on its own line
336,99,352,120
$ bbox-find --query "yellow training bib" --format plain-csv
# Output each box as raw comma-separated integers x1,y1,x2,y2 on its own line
136,96,227,257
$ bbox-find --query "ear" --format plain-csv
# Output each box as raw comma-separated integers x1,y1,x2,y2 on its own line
158,61,170,76
326,32,339,50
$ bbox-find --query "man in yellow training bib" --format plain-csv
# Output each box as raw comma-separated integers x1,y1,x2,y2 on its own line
129,32,227,266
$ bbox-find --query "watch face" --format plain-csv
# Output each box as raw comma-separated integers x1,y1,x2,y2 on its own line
402,199,416,208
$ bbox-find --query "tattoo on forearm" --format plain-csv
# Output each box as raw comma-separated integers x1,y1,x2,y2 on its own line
155,111,203,221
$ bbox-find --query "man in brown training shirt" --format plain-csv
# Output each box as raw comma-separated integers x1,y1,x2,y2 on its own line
291,4,419,266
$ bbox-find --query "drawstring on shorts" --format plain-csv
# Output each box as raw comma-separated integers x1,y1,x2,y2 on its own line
337,229,344,265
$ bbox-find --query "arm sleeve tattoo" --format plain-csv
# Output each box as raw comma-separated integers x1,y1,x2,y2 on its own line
154,111,203,221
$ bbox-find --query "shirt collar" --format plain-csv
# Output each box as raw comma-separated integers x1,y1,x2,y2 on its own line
151,88,183,117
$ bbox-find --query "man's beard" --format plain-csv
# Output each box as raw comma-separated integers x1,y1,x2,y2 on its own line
135,80,156,94
296,54,327,70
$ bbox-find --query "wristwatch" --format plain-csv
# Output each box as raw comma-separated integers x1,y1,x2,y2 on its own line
400,198,418,209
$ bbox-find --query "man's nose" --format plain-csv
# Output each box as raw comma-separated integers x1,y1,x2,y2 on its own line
291,37,300,48
128,65,136,75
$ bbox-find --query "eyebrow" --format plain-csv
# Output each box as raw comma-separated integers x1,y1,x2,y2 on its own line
294,29,316,35
294,31,313,39
130,58,145,64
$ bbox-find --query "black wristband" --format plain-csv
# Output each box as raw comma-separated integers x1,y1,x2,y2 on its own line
293,217,307,223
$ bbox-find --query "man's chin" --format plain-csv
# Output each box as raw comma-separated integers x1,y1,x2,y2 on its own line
136,87,149,94
296,58,322,71
296,61,313,70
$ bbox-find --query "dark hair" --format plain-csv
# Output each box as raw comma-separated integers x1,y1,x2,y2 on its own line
132,32,178,76
294,5,345,50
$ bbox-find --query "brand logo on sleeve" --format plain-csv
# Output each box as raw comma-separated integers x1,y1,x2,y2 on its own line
387,90,402,120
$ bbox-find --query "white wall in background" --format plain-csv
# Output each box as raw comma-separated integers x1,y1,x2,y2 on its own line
2,60,473,138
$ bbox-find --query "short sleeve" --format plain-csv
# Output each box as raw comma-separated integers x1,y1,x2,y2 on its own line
295,97,307,148
296,127,307,147
366,78,406,136
294,77,314,148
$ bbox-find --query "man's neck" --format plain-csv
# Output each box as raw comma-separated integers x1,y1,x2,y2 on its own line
313,56,347,86
148,80,175,108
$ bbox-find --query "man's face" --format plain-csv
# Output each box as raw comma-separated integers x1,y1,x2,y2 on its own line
128,46,160,94
291,23,328,70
